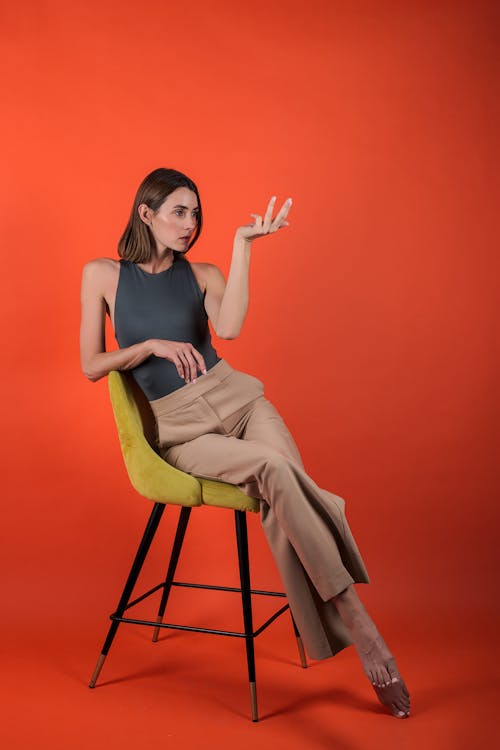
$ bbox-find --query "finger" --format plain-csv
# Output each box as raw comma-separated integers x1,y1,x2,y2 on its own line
190,346,207,375
173,352,188,381
270,220,290,232
262,195,276,232
188,354,198,382
177,350,192,382
184,350,200,382
249,213,263,227
273,197,292,224
172,356,185,381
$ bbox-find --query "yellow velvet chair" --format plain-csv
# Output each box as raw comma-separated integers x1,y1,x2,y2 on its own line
88,370,307,722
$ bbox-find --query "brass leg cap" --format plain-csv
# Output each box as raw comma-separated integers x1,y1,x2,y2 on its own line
152,616,163,642
250,681,258,722
89,653,107,688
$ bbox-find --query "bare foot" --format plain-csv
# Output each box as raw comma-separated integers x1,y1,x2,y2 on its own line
333,586,411,718
356,631,411,718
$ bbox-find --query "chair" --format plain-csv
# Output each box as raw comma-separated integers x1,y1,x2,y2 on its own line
88,370,307,721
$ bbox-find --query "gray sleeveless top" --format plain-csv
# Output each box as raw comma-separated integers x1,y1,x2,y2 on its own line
114,254,221,400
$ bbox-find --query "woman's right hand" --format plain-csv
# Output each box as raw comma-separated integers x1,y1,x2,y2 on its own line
150,339,207,383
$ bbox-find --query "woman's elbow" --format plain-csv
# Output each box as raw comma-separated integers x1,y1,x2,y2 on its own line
82,368,98,382
216,328,239,340
81,359,102,382
215,316,242,339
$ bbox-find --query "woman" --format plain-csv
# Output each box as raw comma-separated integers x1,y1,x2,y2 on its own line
80,167,410,719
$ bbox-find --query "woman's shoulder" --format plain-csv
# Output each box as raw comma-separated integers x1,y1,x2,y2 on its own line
82,256,121,279
83,256,120,270
190,261,225,280
189,261,225,296
81,258,120,300
189,260,222,276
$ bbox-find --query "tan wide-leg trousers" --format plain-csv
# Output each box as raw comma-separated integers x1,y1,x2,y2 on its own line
148,358,370,660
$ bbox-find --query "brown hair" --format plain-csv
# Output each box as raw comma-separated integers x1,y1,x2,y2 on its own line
117,167,203,262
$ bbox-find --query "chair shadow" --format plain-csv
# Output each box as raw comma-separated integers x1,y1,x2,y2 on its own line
90,650,186,689
259,686,376,720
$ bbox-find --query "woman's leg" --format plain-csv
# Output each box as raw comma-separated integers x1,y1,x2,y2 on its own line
164,393,371,660
233,394,411,718
332,585,411,717
156,371,410,717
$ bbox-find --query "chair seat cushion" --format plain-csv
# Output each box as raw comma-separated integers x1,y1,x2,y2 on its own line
196,477,260,513
108,370,260,512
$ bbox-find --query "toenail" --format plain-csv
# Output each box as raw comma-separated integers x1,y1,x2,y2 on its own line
398,711,405,717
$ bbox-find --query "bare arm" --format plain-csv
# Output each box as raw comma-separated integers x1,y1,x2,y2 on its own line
80,260,208,383
206,196,292,339
79,260,154,382
204,236,252,340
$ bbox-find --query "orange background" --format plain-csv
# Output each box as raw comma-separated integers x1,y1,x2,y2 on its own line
1,0,498,747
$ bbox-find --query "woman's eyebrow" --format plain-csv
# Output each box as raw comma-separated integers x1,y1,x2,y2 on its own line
173,204,200,210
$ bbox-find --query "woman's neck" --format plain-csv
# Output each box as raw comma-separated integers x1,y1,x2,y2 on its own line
137,248,175,274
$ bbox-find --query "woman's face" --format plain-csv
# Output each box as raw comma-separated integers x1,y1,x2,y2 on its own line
140,187,200,253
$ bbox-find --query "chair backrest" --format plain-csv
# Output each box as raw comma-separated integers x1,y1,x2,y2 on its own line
106,370,202,506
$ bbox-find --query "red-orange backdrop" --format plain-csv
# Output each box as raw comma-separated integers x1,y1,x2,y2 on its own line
1,1,498,748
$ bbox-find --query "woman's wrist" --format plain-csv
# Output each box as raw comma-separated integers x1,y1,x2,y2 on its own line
144,339,157,357
233,230,253,249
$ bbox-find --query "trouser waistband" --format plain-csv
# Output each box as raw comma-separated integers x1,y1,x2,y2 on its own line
148,358,234,416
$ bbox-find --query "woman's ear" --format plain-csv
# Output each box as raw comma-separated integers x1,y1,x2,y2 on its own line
137,203,152,225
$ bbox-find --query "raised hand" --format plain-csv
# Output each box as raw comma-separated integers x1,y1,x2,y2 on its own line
235,196,292,242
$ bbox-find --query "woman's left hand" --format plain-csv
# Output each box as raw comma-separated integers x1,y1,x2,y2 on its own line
235,196,292,242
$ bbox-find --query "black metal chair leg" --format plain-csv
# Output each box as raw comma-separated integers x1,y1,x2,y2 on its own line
89,501,166,688
289,611,308,668
152,506,192,642
234,510,258,722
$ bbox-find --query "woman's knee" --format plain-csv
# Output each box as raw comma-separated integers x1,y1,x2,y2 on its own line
260,449,296,483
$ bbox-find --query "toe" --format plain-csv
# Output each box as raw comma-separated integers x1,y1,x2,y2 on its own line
386,661,410,700
392,704,406,718
394,696,409,714
398,676,410,700
382,665,393,686
377,667,388,686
